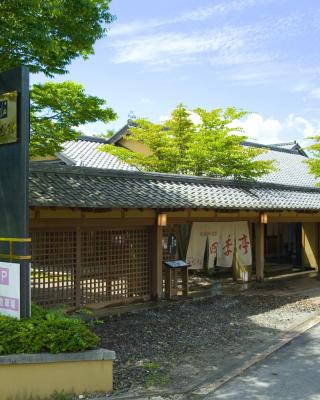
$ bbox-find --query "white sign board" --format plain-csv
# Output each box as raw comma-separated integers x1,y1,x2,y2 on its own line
0,261,20,319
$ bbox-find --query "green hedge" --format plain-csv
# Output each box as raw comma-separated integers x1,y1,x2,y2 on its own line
0,304,100,355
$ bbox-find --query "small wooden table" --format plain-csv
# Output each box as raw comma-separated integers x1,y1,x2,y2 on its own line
164,260,190,300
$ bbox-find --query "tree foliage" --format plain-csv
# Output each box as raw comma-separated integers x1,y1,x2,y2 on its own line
306,137,320,183
0,0,114,76
102,104,275,179
30,81,116,157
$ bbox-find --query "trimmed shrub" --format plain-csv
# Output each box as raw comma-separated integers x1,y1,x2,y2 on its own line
0,304,100,354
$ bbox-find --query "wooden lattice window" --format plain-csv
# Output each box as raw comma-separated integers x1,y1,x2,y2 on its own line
80,228,152,304
31,230,77,307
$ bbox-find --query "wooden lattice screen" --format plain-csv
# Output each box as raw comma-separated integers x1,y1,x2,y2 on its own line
31,227,152,307
80,229,151,305
31,230,76,306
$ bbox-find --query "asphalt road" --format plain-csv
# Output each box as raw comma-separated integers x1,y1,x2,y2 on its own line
205,323,320,400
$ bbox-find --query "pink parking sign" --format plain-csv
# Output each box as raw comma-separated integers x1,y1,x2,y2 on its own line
0,262,20,318
0,267,9,285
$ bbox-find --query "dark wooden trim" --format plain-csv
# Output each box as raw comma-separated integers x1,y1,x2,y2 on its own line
255,222,265,281
30,218,155,229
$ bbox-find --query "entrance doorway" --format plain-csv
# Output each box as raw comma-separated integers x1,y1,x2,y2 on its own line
264,222,302,276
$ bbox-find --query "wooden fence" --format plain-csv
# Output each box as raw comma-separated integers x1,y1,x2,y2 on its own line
31,227,152,307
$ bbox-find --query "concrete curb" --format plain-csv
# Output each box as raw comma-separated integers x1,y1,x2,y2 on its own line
0,348,116,365
191,312,320,397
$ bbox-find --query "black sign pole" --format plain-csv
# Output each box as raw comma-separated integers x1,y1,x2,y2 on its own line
0,66,30,318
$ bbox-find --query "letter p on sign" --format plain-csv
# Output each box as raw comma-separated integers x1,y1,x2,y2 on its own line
0,268,9,285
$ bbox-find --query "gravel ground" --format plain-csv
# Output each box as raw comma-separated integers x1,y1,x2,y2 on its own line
92,291,320,397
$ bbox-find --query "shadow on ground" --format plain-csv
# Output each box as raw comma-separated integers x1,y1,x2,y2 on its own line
207,323,320,400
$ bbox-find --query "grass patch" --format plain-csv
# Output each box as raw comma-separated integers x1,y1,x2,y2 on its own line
139,361,171,388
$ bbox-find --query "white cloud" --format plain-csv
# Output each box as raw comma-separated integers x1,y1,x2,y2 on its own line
110,19,167,37
110,0,278,37
109,12,305,72
159,115,170,123
292,81,320,99
286,114,317,137
309,88,320,99
111,26,259,66
229,113,318,143
231,114,283,143
177,0,276,22
107,1,320,93
74,122,106,137
160,111,317,145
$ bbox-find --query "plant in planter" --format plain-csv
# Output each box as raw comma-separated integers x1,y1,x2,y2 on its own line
0,304,100,354
0,304,115,399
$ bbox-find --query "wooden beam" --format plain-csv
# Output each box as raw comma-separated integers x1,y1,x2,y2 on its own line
29,218,155,229
255,222,265,281
151,226,163,300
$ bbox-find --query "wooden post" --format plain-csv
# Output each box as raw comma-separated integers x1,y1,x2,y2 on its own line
152,226,163,300
255,222,265,281
75,226,81,307
182,268,188,297
301,222,319,270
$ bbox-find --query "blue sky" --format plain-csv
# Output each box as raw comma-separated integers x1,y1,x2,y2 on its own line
31,0,320,145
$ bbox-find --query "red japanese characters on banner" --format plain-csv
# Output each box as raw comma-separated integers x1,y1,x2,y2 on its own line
209,240,218,255
186,221,252,270
238,234,250,254
235,222,252,266
223,235,233,256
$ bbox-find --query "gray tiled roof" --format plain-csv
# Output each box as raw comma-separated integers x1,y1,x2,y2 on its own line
254,147,317,188
59,135,137,171
29,166,320,211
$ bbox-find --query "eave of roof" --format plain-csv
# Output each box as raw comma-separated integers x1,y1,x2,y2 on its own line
107,125,130,144
28,164,319,192
77,135,108,144
29,165,320,211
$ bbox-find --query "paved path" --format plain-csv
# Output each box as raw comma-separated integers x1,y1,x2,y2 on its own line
205,323,320,400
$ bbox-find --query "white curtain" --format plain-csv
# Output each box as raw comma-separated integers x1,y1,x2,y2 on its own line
235,221,252,267
186,222,211,269
186,221,252,270
217,222,235,268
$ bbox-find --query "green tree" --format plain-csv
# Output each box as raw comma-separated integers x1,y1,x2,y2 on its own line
102,104,275,179
306,137,320,182
30,81,116,157
0,0,114,76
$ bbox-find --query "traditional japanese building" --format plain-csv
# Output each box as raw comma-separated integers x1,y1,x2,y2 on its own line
28,134,320,308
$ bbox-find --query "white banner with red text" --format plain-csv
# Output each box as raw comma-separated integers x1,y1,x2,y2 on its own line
186,221,252,270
